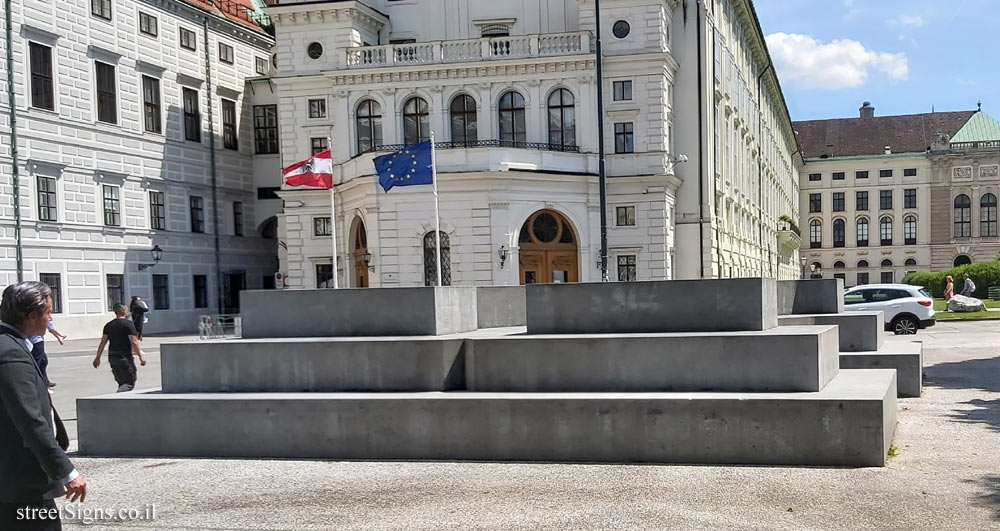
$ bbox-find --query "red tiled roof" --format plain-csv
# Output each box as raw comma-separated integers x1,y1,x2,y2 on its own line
793,110,976,158
181,0,270,34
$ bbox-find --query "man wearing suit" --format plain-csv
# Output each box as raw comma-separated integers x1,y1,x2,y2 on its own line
0,282,87,530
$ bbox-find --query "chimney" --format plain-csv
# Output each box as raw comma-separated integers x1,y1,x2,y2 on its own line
860,101,875,119
884,145,892,155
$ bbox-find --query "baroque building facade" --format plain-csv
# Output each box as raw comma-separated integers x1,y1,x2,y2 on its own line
268,0,802,289
0,0,280,335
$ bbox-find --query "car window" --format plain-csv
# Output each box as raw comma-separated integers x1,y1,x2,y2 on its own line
869,289,893,302
919,289,931,298
845,290,868,305
893,289,913,299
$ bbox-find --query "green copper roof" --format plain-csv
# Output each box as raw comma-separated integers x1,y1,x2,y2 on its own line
950,111,1000,144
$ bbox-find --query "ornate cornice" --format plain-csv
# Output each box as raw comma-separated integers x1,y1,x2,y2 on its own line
328,58,596,87
268,4,387,33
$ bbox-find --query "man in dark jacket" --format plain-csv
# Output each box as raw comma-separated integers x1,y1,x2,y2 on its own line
0,282,87,529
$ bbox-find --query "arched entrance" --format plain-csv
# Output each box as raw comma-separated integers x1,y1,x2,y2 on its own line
518,209,579,284
954,255,972,267
351,217,369,287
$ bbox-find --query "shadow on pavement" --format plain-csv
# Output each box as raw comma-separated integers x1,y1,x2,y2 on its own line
968,475,1000,521
924,355,1000,433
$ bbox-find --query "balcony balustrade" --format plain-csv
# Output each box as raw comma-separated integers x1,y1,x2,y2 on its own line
346,31,591,68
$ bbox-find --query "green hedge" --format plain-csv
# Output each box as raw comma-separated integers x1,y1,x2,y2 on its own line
902,261,1000,298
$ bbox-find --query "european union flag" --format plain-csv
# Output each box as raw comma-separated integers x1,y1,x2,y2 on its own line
374,141,434,192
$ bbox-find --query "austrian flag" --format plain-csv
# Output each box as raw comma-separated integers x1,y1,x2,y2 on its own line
283,149,334,188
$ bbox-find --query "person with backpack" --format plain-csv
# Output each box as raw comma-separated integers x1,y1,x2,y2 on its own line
128,296,148,340
961,273,977,297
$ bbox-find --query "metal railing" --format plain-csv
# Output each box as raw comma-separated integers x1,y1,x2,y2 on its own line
198,314,242,339
346,31,591,68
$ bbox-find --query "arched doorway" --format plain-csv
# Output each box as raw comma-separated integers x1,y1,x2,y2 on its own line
518,210,579,284
954,255,972,267
351,217,369,287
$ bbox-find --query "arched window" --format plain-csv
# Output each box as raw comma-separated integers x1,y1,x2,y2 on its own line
881,259,893,267
547,88,576,150
981,193,997,237
954,255,972,267
905,258,917,266
403,97,430,145
450,94,477,145
904,215,917,245
356,99,382,154
880,216,893,246
809,219,822,248
833,219,846,248
880,259,894,283
856,217,869,247
834,261,845,269
954,194,971,237
498,91,526,145
423,231,451,286
857,260,869,268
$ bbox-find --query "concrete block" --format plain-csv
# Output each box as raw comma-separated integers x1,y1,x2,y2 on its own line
526,278,778,334
77,370,896,467
777,279,844,315
240,286,478,338
476,286,526,328
841,342,922,397
466,326,840,392
778,311,884,352
161,337,466,393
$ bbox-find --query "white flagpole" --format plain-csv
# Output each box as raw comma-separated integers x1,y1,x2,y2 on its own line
329,185,339,289
430,132,442,287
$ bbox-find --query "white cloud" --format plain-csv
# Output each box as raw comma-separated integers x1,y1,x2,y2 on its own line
765,33,910,90
890,14,926,27
956,78,978,87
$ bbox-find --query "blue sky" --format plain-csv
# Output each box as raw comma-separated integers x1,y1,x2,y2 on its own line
754,0,994,121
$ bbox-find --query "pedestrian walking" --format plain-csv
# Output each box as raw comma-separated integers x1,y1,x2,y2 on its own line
29,321,67,389
93,304,147,392
129,296,148,340
944,275,955,300
961,273,976,297
0,282,87,530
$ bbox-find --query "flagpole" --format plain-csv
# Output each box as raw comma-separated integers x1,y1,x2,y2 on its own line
430,132,442,287
329,186,339,289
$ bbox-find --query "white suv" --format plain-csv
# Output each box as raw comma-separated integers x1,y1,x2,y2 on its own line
843,283,936,335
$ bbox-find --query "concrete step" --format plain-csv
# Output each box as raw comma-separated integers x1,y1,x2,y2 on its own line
161,326,839,393
77,369,897,467
778,312,885,352
841,341,922,398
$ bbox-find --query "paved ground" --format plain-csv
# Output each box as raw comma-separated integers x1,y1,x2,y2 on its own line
39,323,1000,530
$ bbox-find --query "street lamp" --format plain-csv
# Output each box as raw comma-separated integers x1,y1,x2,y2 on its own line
497,245,509,268
362,251,375,272
138,245,163,271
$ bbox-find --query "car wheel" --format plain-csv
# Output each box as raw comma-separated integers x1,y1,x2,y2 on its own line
893,316,918,335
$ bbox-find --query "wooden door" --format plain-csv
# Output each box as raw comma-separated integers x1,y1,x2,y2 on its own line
519,251,545,284
548,251,579,283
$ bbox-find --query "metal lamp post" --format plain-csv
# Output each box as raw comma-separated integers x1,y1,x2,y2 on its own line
138,245,164,271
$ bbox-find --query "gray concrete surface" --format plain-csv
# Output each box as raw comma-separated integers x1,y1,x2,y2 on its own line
777,279,845,315
476,286,526,328
76,369,895,467
842,341,923,398
778,311,885,352
526,278,778,333
43,322,1000,530
241,287,478,338
466,326,840,392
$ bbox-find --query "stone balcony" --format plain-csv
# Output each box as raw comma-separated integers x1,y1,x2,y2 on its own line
345,31,592,69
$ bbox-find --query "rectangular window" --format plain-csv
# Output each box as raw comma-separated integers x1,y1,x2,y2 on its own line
91,0,111,20
856,191,869,211
904,168,917,177
139,12,157,37
857,272,869,286
614,122,634,154
37,176,57,222
881,271,894,284
880,190,892,210
613,80,632,101
141,76,162,133
311,137,328,155
221,99,238,150
880,169,893,178
856,170,869,179
102,185,120,226
316,264,333,289
255,56,268,75
314,217,331,237
219,42,234,64
617,255,637,282
809,193,821,213
190,196,204,233
149,191,165,230
904,188,916,209
183,88,201,142
833,172,845,180
152,274,169,310
808,173,821,182
253,105,278,154
95,61,116,124
179,27,197,51
193,275,208,309
106,273,124,311
308,98,326,119
39,274,62,314
832,192,845,212
233,202,243,236
29,43,54,110
616,206,636,227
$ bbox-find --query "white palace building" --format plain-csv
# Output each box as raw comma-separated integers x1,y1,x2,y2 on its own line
268,0,803,289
